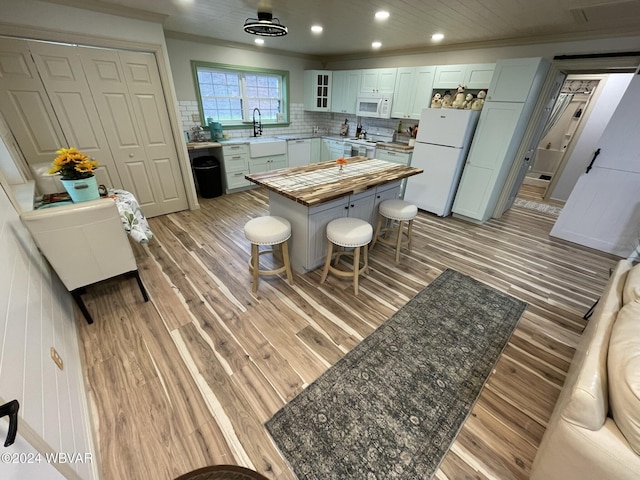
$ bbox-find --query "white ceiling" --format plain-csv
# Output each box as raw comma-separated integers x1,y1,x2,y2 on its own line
43,0,640,58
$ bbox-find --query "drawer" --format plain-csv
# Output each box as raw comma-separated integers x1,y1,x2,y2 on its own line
223,153,249,172
376,149,411,165
222,143,249,155
226,170,251,190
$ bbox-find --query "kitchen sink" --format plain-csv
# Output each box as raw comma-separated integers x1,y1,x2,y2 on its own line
248,137,287,158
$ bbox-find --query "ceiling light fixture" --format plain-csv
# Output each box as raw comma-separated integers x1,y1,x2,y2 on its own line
255,38,265,45
311,25,323,33
375,11,390,20
431,33,444,41
244,11,288,37
372,41,382,49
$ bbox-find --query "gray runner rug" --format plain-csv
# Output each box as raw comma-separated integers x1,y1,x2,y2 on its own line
265,269,527,479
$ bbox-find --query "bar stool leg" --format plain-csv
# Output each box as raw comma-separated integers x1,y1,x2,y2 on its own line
320,241,334,284
407,219,414,252
371,213,383,249
363,243,369,275
251,243,260,293
282,240,293,285
394,220,404,264
353,245,361,295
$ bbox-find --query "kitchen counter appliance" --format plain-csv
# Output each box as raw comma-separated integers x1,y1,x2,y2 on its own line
345,126,394,158
356,92,393,119
404,108,480,216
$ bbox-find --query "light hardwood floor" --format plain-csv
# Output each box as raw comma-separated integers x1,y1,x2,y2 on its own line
77,188,619,480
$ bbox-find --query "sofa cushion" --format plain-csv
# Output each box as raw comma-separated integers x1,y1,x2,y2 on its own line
608,300,640,454
623,262,640,305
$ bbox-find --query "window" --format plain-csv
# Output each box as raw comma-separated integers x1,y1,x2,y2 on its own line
192,61,289,127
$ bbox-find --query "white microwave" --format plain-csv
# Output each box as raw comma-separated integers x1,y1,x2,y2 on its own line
356,93,393,119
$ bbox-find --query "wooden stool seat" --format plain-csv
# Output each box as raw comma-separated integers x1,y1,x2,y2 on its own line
320,217,373,295
244,216,293,293
370,199,417,264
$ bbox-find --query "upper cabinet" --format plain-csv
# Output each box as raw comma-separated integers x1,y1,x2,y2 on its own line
433,63,495,90
391,66,435,120
331,70,362,114
304,70,332,111
485,58,548,103
360,68,397,93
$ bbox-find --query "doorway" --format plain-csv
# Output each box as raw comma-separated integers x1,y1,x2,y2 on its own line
518,76,599,201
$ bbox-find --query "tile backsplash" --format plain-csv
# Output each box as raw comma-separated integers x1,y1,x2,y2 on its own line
178,101,411,141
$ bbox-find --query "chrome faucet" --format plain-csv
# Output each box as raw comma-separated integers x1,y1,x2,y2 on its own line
252,107,262,137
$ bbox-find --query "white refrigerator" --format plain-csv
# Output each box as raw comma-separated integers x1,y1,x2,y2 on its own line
404,108,480,216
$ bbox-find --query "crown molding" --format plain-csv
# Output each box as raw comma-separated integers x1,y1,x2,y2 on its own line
40,0,168,24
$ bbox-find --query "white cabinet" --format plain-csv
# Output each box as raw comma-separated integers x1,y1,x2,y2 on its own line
433,63,495,89
375,148,412,165
270,181,401,272
486,58,547,102
309,197,349,269
310,137,321,163
452,57,549,223
322,138,349,161
391,66,435,120
360,68,397,93
372,182,401,224
222,143,251,191
465,63,496,89
304,70,332,111
331,70,361,114
452,102,525,221
287,139,311,167
250,153,288,174
375,149,413,196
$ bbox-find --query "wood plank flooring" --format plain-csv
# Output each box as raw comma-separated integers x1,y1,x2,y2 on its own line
76,188,619,480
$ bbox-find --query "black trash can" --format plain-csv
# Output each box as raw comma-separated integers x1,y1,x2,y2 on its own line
192,155,222,198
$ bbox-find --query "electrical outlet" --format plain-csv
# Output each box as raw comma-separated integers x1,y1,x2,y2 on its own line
50,347,64,370
191,114,201,122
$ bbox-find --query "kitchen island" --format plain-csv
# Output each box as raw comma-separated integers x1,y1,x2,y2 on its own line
246,156,422,272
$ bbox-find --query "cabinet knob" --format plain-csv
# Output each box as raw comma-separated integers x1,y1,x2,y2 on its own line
129,153,134,158
344,206,349,210
377,195,381,198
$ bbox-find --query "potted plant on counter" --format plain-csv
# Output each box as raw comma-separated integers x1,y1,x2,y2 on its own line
49,147,101,202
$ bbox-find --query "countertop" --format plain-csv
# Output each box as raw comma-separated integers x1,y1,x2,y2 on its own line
245,156,422,207
186,141,222,149
376,142,414,151
186,136,414,151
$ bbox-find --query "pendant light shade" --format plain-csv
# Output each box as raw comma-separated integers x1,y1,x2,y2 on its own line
244,11,288,37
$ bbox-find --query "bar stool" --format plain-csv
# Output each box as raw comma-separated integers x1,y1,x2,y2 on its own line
244,216,293,293
320,217,373,295
370,199,418,264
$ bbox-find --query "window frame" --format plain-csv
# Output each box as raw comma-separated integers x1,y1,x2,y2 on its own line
191,60,290,131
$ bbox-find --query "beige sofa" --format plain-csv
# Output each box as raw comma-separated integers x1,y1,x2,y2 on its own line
531,259,640,479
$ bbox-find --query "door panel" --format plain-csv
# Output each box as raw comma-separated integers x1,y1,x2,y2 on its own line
80,47,187,217
119,50,188,208
28,41,122,188
0,38,67,165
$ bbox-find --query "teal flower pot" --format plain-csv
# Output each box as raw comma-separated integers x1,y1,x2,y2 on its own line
60,176,100,203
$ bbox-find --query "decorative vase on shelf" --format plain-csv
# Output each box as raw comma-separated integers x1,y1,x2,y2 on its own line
60,176,100,203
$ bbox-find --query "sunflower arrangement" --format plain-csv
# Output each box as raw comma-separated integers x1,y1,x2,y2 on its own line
49,147,100,180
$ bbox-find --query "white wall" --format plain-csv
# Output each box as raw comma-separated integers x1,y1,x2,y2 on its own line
0,184,95,480
550,73,633,201
166,36,323,103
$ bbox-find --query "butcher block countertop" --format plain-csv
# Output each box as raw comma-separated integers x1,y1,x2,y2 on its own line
245,156,423,207
376,142,414,151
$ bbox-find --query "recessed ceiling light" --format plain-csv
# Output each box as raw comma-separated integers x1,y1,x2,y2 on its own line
372,41,382,49
255,38,265,45
311,25,323,33
375,11,390,20
432,33,444,41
